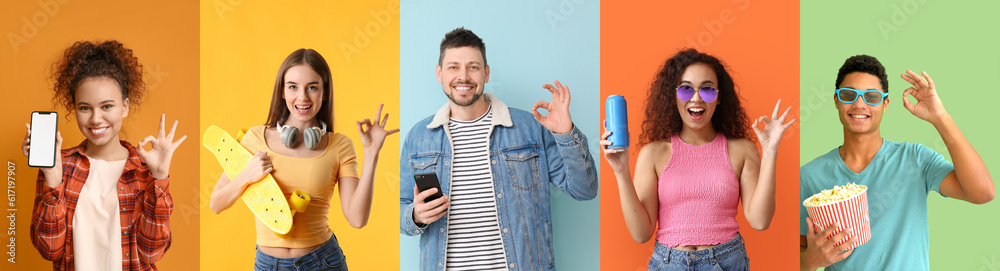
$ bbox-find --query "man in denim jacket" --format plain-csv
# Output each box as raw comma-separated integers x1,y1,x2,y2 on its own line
399,27,597,270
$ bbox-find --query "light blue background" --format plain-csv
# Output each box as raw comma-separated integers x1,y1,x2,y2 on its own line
399,1,601,270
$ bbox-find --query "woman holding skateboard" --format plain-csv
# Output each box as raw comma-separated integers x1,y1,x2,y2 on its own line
209,48,397,270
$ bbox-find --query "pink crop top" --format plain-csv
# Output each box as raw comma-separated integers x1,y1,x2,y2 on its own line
656,132,740,247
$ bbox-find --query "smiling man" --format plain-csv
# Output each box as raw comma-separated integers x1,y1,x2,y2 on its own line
398,27,597,270
798,55,995,270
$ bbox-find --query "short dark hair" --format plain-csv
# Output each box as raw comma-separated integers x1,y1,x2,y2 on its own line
836,55,888,93
438,27,486,66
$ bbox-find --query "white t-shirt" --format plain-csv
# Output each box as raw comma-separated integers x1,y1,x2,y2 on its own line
73,156,125,271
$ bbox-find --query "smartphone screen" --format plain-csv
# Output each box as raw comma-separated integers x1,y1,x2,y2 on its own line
414,173,444,203
29,111,58,168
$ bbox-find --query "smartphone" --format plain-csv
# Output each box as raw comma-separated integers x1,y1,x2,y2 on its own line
29,111,58,168
414,173,444,203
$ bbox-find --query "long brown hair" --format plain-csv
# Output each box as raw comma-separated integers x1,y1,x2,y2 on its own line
265,49,334,132
640,48,752,147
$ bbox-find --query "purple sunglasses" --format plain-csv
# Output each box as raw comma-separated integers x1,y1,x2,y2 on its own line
676,85,718,103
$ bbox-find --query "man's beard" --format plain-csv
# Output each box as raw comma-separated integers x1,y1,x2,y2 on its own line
447,90,483,107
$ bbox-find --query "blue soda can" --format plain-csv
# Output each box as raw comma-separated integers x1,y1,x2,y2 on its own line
605,95,629,149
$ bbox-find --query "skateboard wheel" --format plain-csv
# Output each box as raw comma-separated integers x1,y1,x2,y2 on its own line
290,190,311,213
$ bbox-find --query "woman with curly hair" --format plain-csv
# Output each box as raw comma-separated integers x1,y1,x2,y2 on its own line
209,48,396,270
600,48,794,270
21,40,185,271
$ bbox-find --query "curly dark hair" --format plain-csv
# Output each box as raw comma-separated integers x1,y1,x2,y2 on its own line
639,48,752,147
836,54,888,93
51,40,145,116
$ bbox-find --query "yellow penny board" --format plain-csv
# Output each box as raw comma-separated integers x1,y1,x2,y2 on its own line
203,125,310,236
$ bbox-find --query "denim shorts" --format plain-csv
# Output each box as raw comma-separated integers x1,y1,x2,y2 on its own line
648,233,750,271
254,234,348,271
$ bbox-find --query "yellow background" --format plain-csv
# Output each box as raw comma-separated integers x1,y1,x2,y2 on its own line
199,0,400,269
0,1,200,270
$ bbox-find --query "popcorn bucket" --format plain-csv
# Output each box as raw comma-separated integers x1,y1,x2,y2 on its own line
803,187,871,250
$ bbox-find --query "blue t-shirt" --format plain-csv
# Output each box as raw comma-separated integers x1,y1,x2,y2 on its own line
800,139,954,271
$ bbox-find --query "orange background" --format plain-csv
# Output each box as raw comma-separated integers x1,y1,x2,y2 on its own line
600,0,800,270
0,1,200,270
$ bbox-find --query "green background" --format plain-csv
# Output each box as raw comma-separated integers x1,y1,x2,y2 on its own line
800,1,1000,270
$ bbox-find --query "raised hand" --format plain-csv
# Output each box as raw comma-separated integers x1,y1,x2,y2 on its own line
137,114,187,180
532,80,574,134
23,123,64,187
599,127,629,174
900,70,948,124
356,104,400,152
752,99,796,151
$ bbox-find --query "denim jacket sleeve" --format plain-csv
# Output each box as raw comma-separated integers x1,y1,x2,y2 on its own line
545,125,598,200
399,131,427,236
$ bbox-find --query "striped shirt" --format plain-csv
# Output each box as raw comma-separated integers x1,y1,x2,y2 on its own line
31,140,173,271
446,106,508,270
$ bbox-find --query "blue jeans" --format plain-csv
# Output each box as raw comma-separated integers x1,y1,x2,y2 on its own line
254,235,348,271
648,233,749,271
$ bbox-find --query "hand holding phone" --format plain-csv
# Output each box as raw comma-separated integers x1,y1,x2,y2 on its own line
412,173,449,225
23,112,64,187
415,173,444,202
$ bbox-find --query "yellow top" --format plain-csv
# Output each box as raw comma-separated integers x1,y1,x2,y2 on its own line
240,125,358,248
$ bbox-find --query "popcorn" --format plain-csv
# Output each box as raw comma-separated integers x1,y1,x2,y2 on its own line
803,183,871,250
804,183,867,206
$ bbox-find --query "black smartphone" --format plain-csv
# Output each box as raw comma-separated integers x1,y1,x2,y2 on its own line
29,111,58,168
414,173,444,203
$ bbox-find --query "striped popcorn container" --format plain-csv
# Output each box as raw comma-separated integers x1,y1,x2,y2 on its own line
803,187,871,250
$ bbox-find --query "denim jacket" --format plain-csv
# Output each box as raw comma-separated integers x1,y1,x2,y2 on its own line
399,93,598,270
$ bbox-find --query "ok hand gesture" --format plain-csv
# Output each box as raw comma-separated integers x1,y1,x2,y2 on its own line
900,70,948,124
357,104,400,152
532,80,575,134
752,99,795,152
137,114,187,180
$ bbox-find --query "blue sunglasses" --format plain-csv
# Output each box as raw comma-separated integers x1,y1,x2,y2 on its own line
835,88,888,105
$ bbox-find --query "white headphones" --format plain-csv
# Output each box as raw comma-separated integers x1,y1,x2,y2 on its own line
277,120,327,150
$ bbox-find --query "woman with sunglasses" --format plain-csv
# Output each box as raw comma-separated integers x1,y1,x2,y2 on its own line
209,49,397,270
600,48,795,270
22,40,185,270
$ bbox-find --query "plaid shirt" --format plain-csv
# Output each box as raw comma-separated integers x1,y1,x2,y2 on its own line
31,140,173,271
